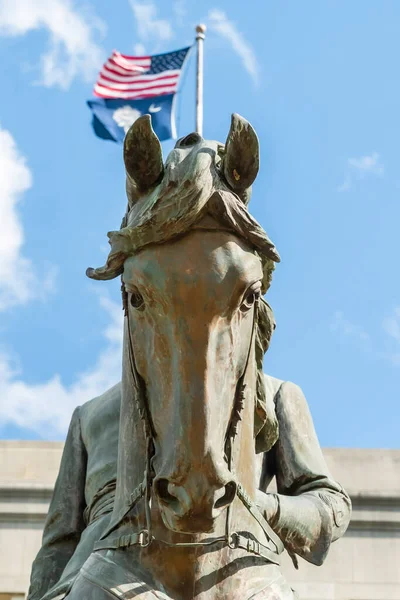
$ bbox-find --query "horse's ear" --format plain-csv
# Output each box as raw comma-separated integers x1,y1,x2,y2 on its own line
222,113,259,194
124,115,164,195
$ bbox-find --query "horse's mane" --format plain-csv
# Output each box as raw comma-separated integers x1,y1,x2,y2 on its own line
255,298,279,452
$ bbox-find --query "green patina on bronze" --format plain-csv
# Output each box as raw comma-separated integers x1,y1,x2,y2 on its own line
27,114,351,600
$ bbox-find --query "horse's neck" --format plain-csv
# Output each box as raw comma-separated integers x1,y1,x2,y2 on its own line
111,351,148,525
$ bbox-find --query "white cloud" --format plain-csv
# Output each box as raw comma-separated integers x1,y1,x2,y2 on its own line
330,310,369,342
338,152,384,192
130,1,173,46
208,9,259,86
0,126,56,310
0,296,123,437
348,152,384,176
0,0,105,89
383,307,400,343
0,132,122,434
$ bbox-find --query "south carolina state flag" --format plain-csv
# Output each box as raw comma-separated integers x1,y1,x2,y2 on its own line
87,94,176,143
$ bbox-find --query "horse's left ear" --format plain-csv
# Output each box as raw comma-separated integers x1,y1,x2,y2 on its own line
222,113,259,194
124,115,164,195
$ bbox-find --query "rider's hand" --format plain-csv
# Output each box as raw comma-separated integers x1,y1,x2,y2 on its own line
255,489,279,525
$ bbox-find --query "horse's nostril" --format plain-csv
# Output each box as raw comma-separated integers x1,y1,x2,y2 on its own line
155,478,177,504
214,480,237,509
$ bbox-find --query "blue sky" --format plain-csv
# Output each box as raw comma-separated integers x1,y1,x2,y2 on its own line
0,0,398,448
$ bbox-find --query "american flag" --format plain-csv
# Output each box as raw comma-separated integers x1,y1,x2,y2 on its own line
94,47,191,100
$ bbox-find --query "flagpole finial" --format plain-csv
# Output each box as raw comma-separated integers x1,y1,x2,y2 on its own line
196,24,206,39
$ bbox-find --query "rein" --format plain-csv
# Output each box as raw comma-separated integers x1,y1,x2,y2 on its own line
95,286,284,566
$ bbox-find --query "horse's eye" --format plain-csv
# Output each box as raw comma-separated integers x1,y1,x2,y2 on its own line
240,285,261,313
130,290,145,310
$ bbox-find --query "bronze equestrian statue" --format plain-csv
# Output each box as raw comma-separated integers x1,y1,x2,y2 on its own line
28,115,351,600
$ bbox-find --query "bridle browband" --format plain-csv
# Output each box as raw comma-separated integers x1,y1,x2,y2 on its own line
94,282,284,566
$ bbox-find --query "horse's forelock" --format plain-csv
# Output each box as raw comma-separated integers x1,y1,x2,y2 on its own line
86,186,280,287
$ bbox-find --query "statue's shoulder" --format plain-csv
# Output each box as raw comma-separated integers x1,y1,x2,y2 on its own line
79,382,122,427
271,379,313,426
263,373,284,401
264,374,307,406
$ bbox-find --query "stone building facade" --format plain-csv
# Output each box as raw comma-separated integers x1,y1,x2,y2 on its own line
0,441,399,599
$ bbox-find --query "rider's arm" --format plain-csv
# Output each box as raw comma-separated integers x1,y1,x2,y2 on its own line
27,407,88,600
258,381,351,566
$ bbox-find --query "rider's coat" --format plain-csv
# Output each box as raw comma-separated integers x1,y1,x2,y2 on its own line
27,377,350,600
27,383,121,600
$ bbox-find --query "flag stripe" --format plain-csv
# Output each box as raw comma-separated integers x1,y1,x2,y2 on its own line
93,84,178,99
117,51,151,60
112,52,151,68
93,47,190,100
101,67,181,84
108,57,151,73
97,75,180,92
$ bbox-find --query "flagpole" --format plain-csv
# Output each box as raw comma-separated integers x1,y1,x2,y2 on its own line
195,24,206,136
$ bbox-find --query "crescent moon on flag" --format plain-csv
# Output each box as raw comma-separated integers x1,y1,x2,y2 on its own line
149,104,162,113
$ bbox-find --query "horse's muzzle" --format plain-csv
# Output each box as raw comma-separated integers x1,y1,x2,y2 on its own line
154,472,237,534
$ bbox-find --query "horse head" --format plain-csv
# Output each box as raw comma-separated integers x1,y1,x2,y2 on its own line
87,114,280,536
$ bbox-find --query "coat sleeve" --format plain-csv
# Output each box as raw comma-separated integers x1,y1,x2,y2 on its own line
259,382,351,566
27,407,88,600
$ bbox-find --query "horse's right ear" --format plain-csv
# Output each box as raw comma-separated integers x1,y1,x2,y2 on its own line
124,115,164,195
222,113,259,195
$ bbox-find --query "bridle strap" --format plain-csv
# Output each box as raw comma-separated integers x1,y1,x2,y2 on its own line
236,483,284,555
125,299,156,440
226,300,259,442
96,447,153,543
94,530,280,566
95,479,284,560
